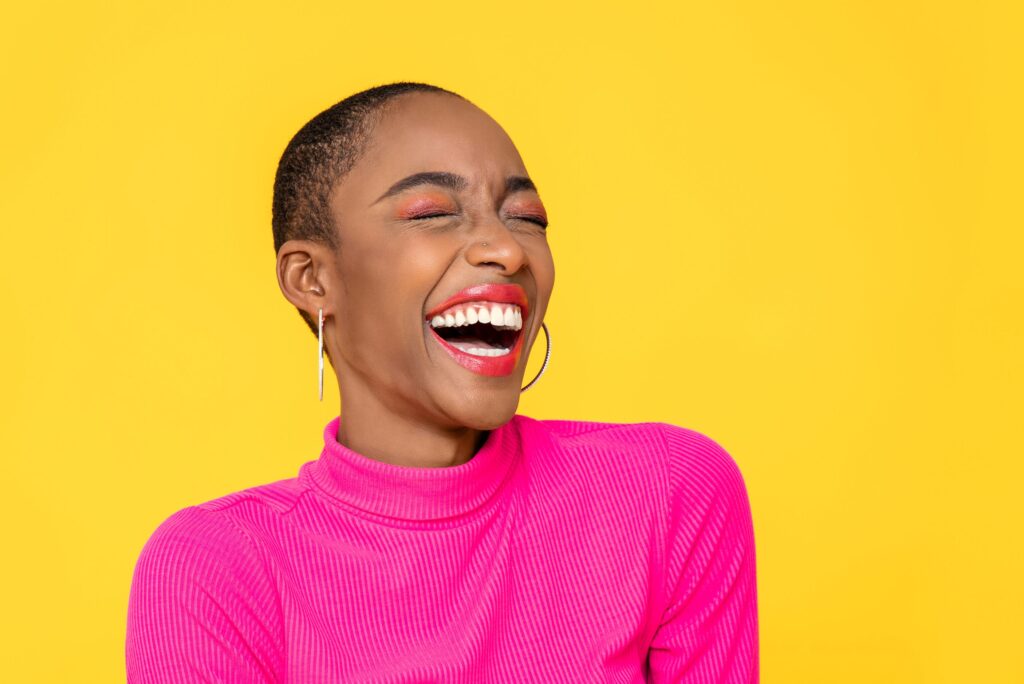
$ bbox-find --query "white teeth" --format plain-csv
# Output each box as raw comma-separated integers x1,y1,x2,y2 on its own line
446,340,511,356
465,347,510,357
428,301,524,331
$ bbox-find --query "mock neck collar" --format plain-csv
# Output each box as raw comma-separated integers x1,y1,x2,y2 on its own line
304,415,523,522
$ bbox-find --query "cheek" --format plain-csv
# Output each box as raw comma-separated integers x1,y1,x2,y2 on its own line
528,243,556,292
402,237,457,279
344,239,456,347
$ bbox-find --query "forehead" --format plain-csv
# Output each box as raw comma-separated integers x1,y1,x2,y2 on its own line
349,92,529,193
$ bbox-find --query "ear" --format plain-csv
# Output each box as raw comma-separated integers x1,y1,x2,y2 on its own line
276,239,337,317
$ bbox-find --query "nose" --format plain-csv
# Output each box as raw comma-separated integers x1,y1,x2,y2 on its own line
464,218,529,275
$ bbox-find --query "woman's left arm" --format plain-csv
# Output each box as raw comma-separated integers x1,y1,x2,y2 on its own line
647,424,759,683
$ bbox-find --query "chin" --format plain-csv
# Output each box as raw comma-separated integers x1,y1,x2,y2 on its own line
445,387,521,430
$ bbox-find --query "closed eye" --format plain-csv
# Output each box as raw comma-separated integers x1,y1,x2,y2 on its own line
510,215,548,229
408,211,455,220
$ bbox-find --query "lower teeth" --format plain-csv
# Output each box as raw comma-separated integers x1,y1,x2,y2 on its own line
472,348,509,357
447,341,510,357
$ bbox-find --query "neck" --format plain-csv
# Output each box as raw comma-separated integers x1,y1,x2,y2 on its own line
334,376,487,469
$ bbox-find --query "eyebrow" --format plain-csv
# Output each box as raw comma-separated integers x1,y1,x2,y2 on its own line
372,171,538,204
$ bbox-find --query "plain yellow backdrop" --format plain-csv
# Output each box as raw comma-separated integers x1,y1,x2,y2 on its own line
2,1,1021,681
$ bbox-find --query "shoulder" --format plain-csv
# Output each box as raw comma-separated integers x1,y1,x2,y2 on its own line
511,414,749,505
510,414,669,476
653,423,755,576
127,504,287,679
656,422,749,499
165,476,310,547
196,474,308,518
132,476,306,581
128,503,281,624
508,414,735,484
512,413,739,469
511,412,670,451
132,504,264,582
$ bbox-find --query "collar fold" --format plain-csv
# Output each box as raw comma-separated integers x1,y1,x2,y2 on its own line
304,415,522,522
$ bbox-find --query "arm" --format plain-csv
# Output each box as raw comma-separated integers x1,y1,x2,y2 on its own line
125,505,285,683
647,424,759,683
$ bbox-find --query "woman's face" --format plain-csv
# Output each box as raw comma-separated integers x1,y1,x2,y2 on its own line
321,92,554,430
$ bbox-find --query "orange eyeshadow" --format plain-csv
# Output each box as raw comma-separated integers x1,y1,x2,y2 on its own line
395,193,456,219
505,200,547,223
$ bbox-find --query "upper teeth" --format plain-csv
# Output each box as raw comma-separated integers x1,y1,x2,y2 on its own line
429,302,523,331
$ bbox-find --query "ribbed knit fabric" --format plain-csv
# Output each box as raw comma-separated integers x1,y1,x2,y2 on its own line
125,414,758,682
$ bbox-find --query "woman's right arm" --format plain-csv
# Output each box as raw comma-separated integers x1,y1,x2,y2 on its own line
125,505,285,683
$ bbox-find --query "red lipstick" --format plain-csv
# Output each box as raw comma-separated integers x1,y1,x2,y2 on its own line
426,283,529,320
425,283,529,377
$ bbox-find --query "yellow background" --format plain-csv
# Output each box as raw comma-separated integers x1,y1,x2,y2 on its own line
2,1,1020,681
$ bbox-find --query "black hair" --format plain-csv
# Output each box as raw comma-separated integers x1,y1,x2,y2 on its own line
271,82,464,341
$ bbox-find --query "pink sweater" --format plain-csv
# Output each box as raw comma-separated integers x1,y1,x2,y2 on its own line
125,414,758,682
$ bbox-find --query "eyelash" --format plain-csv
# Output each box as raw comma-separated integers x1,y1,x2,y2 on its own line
514,216,548,229
408,212,453,220
409,213,547,229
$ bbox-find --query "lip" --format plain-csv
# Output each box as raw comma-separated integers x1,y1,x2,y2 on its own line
425,283,529,321
425,283,530,377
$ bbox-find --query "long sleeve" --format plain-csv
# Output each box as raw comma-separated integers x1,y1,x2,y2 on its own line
647,424,759,683
125,505,285,683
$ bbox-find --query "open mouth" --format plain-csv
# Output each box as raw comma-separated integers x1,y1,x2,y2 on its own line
427,302,524,357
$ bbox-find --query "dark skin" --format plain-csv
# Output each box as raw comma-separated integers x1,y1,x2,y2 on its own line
276,92,555,468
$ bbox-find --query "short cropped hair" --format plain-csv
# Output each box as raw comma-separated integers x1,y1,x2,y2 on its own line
272,82,464,341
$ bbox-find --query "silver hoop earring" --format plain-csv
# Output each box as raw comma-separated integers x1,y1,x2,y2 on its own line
317,307,324,401
520,321,551,393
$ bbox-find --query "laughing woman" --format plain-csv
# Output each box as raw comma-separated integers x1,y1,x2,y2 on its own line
125,83,759,683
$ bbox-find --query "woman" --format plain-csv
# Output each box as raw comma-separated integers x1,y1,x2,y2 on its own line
125,82,759,682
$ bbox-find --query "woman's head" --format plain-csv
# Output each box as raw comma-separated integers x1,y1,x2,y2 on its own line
274,83,554,431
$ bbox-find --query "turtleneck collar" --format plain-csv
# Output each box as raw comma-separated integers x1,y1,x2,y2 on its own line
303,415,523,522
